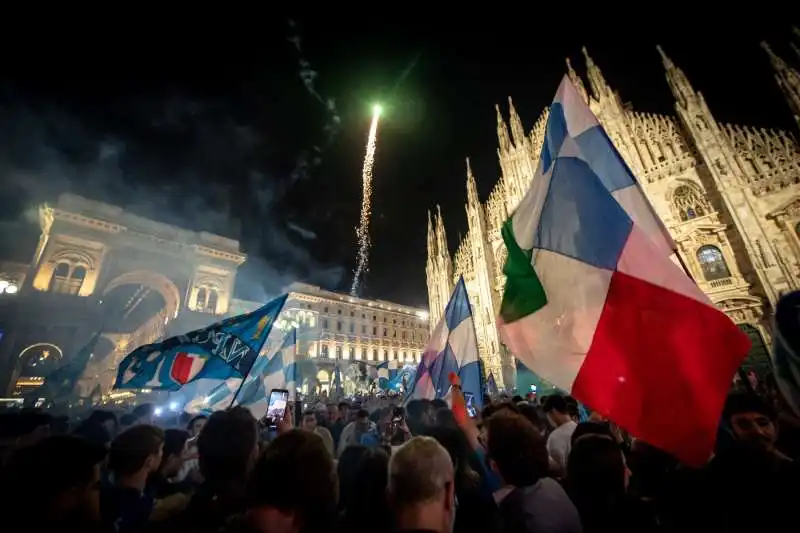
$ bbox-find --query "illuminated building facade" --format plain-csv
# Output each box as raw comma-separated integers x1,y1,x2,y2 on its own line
230,283,429,395
428,42,800,389
0,193,245,397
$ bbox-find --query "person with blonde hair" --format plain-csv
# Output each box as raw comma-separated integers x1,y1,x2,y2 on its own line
388,436,456,533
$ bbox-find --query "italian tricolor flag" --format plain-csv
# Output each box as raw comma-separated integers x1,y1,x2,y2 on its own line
498,77,750,466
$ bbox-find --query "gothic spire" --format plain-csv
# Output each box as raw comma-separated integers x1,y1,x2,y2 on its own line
656,45,696,109
581,46,610,100
565,57,588,103
508,97,526,148
761,41,800,129
495,104,512,152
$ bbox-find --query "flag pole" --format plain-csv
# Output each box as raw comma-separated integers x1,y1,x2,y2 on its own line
228,361,255,409
460,276,486,408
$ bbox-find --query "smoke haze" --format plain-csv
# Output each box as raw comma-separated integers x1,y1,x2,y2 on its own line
0,20,344,302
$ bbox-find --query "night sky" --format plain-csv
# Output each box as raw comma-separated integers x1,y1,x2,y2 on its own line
0,13,796,308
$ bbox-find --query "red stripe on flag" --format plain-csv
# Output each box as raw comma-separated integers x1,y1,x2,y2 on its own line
572,270,750,466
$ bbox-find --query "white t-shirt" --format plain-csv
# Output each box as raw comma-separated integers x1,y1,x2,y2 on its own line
546,420,577,472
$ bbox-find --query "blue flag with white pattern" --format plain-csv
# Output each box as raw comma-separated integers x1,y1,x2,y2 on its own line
405,277,483,409
114,294,287,391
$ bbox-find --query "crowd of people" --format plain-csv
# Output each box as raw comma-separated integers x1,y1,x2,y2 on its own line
0,380,798,533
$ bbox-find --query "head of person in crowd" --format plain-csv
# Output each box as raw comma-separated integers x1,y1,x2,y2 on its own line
119,413,137,432
198,406,259,490
723,392,779,452
72,417,114,449
388,436,456,533
542,394,572,428
348,402,362,423
132,403,155,425
354,409,371,433
108,425,165,488
337,401,350,422
2,435,106,526
160,429,190,478
301,409,319,432
570,421,614,446
187,414,208,438
337,445,391,528
484,410,550,488
405,399,431,435
567,434,630,512
86,410,118,438
245,429,338,533
517,402,545,434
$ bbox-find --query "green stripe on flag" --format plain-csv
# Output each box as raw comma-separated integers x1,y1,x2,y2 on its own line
500,217,547,323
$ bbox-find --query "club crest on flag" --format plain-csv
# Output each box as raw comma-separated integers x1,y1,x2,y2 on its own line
170,352,209,385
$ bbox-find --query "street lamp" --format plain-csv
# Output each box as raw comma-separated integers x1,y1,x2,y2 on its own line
0,280,18,295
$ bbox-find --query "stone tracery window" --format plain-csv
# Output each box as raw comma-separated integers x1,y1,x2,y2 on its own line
696,245,730,281
672,184,709,222
50,262,87,295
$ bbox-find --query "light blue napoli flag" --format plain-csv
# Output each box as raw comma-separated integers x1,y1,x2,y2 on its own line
405,277,483,409
377,359,399,390
114,294,287,391
237,329,298,410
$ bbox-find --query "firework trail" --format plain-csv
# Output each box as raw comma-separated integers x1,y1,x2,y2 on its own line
350,105,382,295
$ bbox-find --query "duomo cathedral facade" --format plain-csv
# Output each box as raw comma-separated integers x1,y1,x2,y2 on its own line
426,38,800,389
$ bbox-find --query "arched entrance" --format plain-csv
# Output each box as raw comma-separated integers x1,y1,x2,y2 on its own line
101,271,181,335
12,343,63,396
103,271,181,319
738,324,771,377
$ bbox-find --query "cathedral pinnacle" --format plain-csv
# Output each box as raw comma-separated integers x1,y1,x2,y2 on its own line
581,46,594,66
496,104,511,151
507,97,526,147
656,45,696,108
656,45,672,68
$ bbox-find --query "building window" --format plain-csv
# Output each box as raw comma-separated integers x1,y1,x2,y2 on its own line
697,245,730,281
324,306,329,313
373,315,376,321
361,325,367,334
336,345,342,359
361,313,365,319
383,350,389,361
349,323,354,333
350,311,355,317
372,349,378,360
672,184,709,222
321,344,329,358
50,262,87,295
322,318,329,329
383,328,387,337
349,347,355,359
193,286,219,313
338,309,342,315
402,331,407,340
337,321,342,332
372,326,377,335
